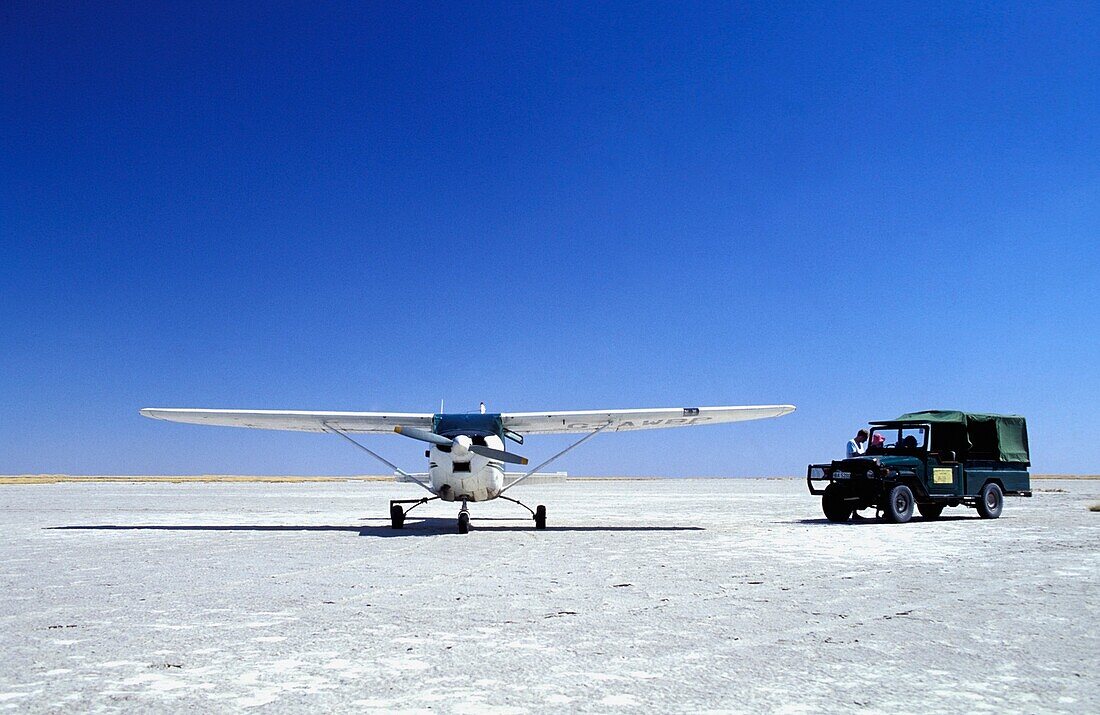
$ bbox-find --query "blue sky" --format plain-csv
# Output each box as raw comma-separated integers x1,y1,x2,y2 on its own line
2,2,1097,476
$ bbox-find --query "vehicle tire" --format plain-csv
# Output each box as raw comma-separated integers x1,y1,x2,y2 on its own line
390,504,405,529
534,505,547,529
457,511,470,534
883,485,915,523
917,503,944,520
977,482,1003,519
821,484,853,523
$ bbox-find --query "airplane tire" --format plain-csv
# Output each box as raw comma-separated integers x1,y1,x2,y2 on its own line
457,512,470,534
534,505,547,530
977,483,1003,519
882,485,915,524
390,504,405,529
822,484,853,523
918,503,944,520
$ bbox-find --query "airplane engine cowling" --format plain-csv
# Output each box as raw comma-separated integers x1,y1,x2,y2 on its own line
451,435,472,459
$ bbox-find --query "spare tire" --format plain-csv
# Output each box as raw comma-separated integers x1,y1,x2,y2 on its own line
918,503,944,520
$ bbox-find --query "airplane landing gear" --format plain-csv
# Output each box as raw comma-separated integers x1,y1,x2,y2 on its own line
389,496,546,534
458,501,470,534
388,496,438,529
497,494,547,530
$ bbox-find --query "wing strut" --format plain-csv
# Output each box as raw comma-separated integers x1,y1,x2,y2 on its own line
499,421,612,495
322,423,435,495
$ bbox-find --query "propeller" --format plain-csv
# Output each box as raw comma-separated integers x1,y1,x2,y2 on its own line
393,425,451,447
394,426,528,465
468,445,528,465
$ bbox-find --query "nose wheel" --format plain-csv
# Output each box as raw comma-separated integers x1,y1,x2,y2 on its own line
458,502,470,534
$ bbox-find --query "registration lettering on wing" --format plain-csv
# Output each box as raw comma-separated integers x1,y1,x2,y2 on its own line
564,417,714,431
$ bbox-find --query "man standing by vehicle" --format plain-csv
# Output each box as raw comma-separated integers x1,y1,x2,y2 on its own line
845,428,871,520
846,429,868,458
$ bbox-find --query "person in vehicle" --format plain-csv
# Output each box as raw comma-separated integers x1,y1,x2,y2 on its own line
901,435,918,449
870,433,885,450
846,429,868,458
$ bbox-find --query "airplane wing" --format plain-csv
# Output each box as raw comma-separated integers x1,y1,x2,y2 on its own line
139,408,434,434
500,404,795,435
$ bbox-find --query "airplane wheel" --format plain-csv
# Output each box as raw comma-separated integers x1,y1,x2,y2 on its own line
534,505,547,529
390,504,405,529
457,511,470,534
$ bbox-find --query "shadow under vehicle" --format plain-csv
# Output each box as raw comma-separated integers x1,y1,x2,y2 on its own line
807,411,1031,523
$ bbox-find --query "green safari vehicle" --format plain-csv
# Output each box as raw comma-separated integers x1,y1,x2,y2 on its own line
807,411,1032,523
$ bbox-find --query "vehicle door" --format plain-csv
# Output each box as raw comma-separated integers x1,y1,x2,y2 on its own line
927,460,961,496
908,425,956,496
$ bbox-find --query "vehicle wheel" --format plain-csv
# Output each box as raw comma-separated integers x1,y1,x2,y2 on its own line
534,505,547,529
822,484,853,523
883,485,915,523
390,504,405,529
457,511,470,534
918,503,944,520
977,482,1003,519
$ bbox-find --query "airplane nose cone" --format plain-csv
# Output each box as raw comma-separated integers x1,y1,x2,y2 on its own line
453,435,472,457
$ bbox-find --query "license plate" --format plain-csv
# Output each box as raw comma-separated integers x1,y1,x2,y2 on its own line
833,471,851,479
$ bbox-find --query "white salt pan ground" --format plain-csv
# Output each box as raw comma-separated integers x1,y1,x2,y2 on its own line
1,478,1097,713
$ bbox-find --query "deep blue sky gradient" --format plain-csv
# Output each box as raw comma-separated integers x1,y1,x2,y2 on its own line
2,2,1098,475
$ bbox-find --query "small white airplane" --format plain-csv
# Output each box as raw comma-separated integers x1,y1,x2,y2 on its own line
140,402,795,533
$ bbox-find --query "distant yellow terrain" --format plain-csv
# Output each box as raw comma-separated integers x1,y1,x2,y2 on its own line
1033,474,1100,480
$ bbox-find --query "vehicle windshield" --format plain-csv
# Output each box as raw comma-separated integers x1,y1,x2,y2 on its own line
866,425,929,454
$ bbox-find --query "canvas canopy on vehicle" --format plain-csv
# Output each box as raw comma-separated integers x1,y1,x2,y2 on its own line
883,411,1030,465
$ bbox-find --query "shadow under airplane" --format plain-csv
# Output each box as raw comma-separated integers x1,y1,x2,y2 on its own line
51,519,705,538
